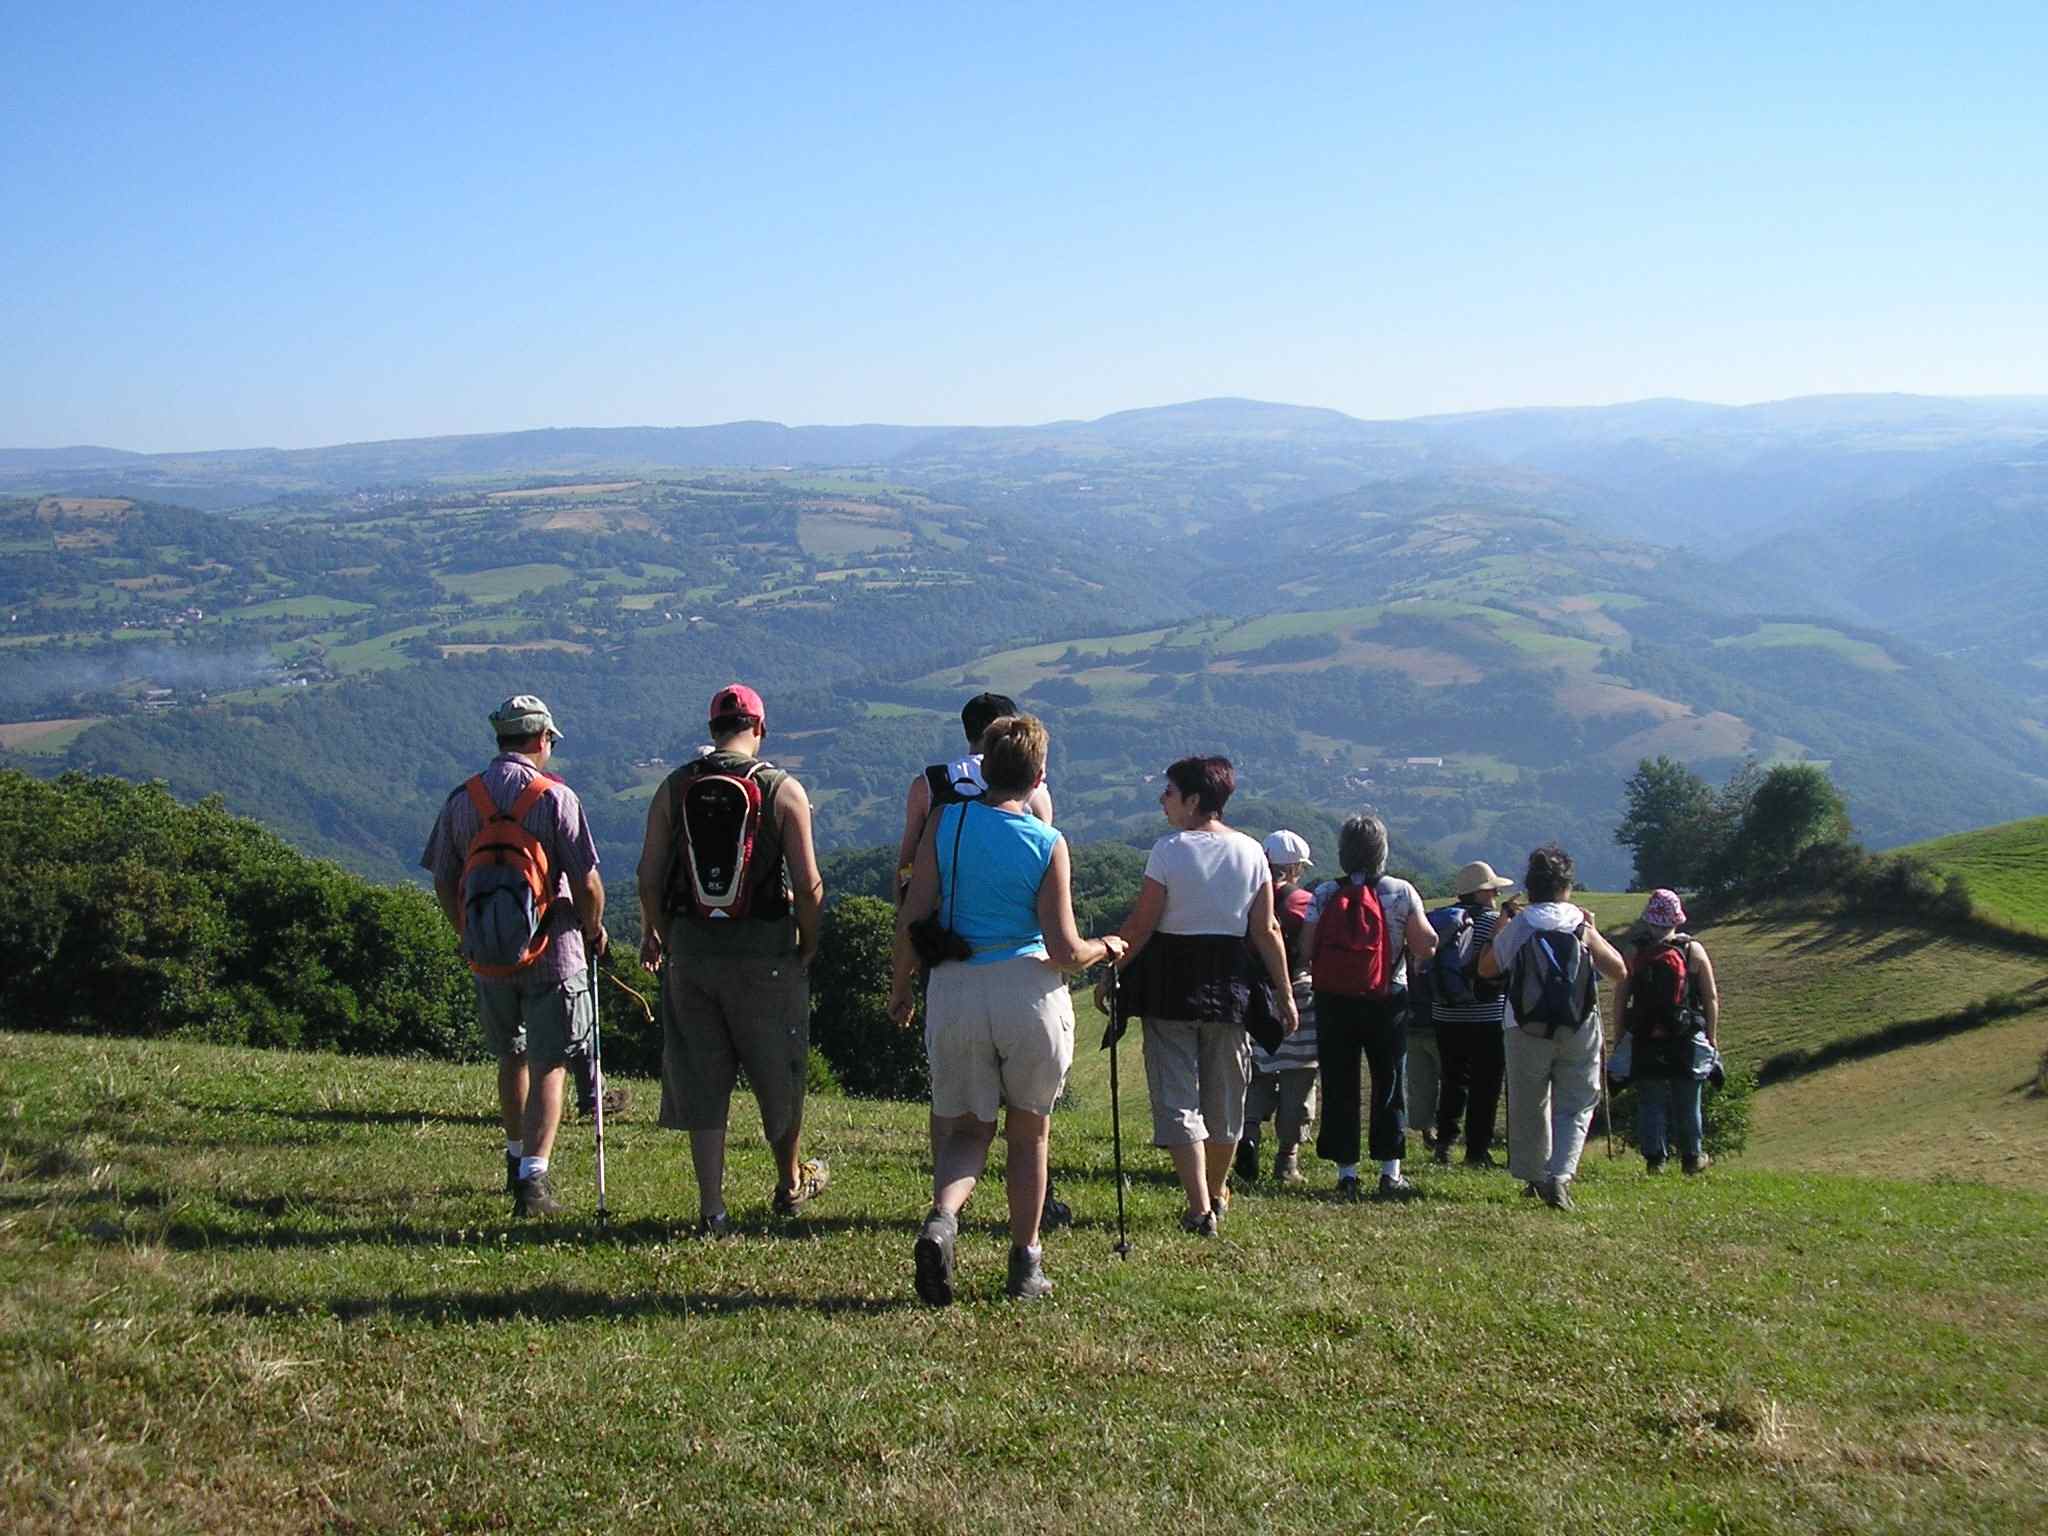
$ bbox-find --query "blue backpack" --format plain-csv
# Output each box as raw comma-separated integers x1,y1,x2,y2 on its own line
1509,923,1597,1037
1425,904,1480,1011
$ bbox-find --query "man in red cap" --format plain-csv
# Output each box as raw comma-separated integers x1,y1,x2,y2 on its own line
637,683,829,1232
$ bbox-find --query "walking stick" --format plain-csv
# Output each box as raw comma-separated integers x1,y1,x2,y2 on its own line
1598,1024,1616,1161
590,964,609,1227
1100,960,1132,1260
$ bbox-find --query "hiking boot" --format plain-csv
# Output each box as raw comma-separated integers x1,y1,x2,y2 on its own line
1213,1182,1233,1221
1432,1142,1454,1167
1180,1208,1219,1238
1374,1173,1421,1202
772,1158,831,1217
1463,1150,1499,1170
696,1210,733,1239
504,1151,519,1196
1645,1156,1669,1175
1683,1153,1712,1176
1040,1183,1073,1232
1522,1181,1541,1198
914,1209,958,1307
1234,1138,1261,1185
513,1170,562,1217
1539,1175,1574,1211
1274,1145,1305,1185
1006,1244,1054,1302
1335,1174,1363,1201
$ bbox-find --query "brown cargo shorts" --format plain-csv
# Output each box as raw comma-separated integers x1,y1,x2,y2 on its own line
657,952,812,1142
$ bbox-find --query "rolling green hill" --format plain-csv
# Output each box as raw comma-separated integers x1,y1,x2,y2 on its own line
1898,816,2048,939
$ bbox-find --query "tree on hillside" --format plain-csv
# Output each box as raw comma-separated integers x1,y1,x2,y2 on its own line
809,895,924,1098
1731,763,1851,886
1616,755,1718,890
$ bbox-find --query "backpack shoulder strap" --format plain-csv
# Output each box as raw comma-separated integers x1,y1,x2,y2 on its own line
463,774,497,821
506,773,557,822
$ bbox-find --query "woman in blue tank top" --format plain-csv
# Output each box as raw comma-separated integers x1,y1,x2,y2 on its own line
889,714,1124,1306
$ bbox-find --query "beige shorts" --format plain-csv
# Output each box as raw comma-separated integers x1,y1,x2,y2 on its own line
1142,1016,1252,1146
924,954,1075,1121
657,951,811,1142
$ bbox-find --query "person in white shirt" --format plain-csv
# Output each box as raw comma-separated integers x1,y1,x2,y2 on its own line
1477,843,1627,1210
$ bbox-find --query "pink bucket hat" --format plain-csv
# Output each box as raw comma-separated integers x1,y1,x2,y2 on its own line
1642,888,1687,929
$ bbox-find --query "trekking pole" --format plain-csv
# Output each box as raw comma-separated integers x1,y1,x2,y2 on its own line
1597,1024,1615,1161
1104,960,1131,1260
590,964,609,1228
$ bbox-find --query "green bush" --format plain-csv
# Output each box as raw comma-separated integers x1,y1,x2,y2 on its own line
809,895,926,1099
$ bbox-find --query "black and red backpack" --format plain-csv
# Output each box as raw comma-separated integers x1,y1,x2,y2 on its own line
669,757,789,920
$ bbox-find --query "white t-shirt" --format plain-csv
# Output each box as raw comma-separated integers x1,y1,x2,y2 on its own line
1144,828,1270,936
1489,902,1598,1032
1303,873,1424,991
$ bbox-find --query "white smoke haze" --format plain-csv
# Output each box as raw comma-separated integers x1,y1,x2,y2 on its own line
0,644,281,711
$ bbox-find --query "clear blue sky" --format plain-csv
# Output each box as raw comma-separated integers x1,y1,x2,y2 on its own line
4,1,2044,450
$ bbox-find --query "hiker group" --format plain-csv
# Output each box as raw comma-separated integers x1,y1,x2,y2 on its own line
425,687,1724,1304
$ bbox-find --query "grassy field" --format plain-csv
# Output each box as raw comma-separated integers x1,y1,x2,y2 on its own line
1713,623,1902,673
230,595,374,621
0,716,102,755
1900,817,2048,939
436,564,577,602
2,1029,2044,1534
1692,905,2048,1072
1748,1011,2048,1190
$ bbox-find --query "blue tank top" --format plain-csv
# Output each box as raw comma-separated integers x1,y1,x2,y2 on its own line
933,800,1061,965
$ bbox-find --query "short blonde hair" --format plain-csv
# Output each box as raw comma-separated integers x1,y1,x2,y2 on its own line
979,713,1048,796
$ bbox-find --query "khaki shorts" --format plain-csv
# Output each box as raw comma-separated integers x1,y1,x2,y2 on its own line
1142,1016,1252,1146
475,971,593,1068
925,955,1075,1121
657,951,811,1142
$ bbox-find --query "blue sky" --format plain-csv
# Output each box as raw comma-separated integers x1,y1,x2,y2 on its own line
3,2,2044,450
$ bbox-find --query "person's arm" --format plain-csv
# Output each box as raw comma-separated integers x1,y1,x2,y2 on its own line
778,777,826,967
571,868,608,959
894,773,932,904
1027,781,1054,826
1403,890,1438,963
1037,838,1125,973
888,814,942,1025
1690,941,1720,1045
1244,878,1301,1035
434,872,461,933
635,787,674,971
1582,909,1627,984
1477,919,1508,981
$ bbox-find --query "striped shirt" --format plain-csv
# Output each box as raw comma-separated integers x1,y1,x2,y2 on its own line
1430,904,1507,1027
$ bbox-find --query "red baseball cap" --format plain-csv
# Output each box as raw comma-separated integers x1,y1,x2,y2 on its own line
708,682,765,724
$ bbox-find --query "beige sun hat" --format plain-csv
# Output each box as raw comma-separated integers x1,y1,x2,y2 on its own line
1454,860,1516,897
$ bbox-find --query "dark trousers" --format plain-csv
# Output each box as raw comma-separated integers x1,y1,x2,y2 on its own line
1435,1020,1505,1154
1315,992,1407,1165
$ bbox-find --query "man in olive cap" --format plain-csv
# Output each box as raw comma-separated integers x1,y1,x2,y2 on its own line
421,694,608,1216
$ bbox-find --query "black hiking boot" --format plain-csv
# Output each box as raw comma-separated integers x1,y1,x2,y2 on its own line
1374,1173,1421,1202
1040,1181,1073,1232
1463,1149,1498,1170
513,1169,562,1218
505,1151,519,1195
1432,1142,1454,1166
1234,1137,1261,1186
1335,1174,1363,1201
914,1209,958,1307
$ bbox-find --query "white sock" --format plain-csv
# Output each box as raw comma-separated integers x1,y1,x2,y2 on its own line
1381,1159,1401,1179
505,1140,523,1160
1337,1163,1358,1180
518,1155,549,1180
1020,1243,1042,1260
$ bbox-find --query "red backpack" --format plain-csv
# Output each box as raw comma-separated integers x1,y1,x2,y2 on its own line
1626,936,1693,1040
672,758,781,919
1311,879,1392,998
457,773,560,978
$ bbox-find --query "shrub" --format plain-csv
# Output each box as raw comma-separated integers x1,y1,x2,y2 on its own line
810,895,926,1099
1607,1063,1754,1161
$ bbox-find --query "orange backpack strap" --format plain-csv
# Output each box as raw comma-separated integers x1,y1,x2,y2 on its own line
463,774,497,821
506,773,558,823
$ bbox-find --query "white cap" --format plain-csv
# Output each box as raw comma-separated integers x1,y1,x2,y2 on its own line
1262,829,1313,867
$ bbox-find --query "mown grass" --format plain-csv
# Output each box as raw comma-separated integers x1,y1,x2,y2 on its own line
1692,906,2048,1072
2,1029,2044,1534
1900,817,2048,939
435,564,577,602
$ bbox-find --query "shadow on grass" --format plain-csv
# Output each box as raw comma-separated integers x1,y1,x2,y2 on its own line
206,1282,916,1323
173,1099,501,1129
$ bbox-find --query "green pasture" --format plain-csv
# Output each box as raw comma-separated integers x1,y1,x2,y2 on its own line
435,564,577,602
1714,622,1903,672
325,626,433,673
795,514,913,559
230,594,374,621
1213,605,1382,652
2,1029,2044,1534
0,718,103,756
1900,816,2048,938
